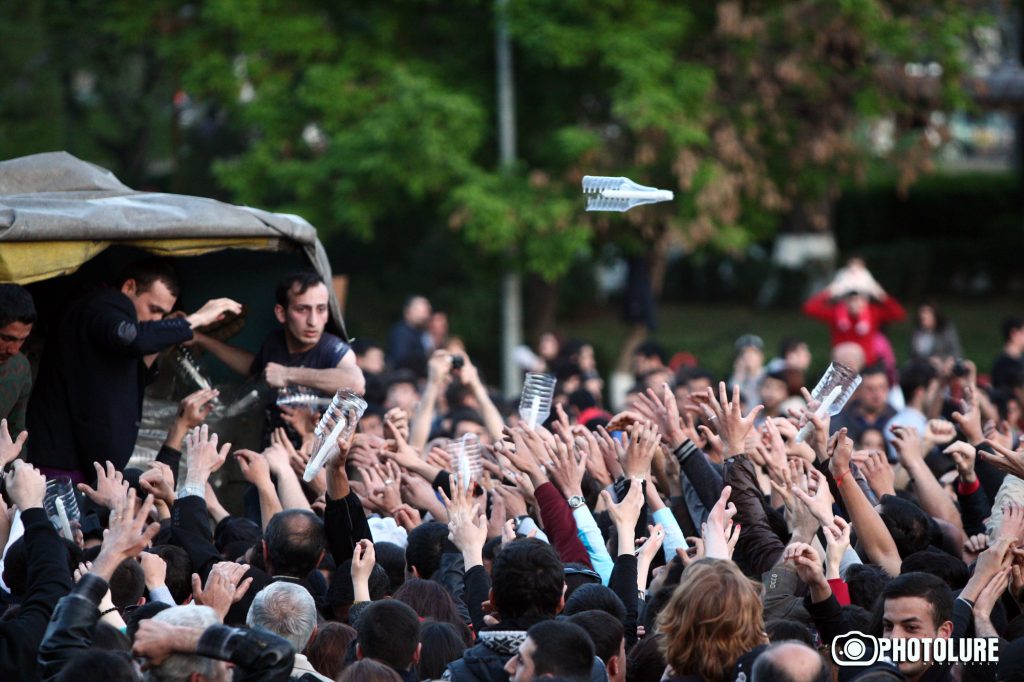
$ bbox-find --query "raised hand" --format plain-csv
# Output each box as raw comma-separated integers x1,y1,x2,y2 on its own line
177,388,220,430
235,450,273,488
791,464,840,534
703,485,740,560
823,516,852,580
384,407,411,443
266,428,297,475
139,461,176,508
998,503,1024,544
279,405,318,439
890,425,926,466
827,428,854,481
5,460,45,511
139,551,168,591
633,384,686,447
984,419,1014,451
192,561,253,622
0,419,27,467
695,382,763,457
973,567,1011,630
441,472,488,567
600,482,644,556
186,298,243,329
623,420,660,480
854,449,895,498
351,539,376,602
962,533,990,565
981,440,1024,480
91,488,161,581
637,523,665,566
595,426,626,480
545,436,587,500
184,425,231,487
945,441,978,483
784,542,830,600
392,504,424,532
951,384,984,445
370,460,403,514
77,460,129,510
925,419,957,448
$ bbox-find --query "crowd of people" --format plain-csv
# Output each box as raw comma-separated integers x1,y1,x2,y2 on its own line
0,256,1023,682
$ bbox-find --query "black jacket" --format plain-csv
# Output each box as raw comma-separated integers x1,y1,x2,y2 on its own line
0,508,72,682
26,287,193,475
443,630,607,682
40,569,295,682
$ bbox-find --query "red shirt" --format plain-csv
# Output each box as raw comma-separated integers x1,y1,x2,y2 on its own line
802,291,905,366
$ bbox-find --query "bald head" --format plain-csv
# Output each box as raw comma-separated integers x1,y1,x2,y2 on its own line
752,641,829,682
832,342,865,372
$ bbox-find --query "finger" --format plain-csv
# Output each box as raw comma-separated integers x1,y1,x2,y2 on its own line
192,573,203,597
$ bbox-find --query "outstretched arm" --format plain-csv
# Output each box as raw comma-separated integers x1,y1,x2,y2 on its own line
191,332,255,377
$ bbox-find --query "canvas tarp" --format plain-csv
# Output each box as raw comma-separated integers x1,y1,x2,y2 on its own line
0,151,346,337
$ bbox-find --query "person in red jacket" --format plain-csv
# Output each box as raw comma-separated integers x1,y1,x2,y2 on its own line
803,260,905,372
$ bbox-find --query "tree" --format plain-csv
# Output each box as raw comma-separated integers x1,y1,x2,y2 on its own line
2,1,992,295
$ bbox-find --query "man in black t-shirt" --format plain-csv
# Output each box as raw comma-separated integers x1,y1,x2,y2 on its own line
194,271,364,441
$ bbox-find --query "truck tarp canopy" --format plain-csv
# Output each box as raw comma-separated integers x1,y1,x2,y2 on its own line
0,151,345,337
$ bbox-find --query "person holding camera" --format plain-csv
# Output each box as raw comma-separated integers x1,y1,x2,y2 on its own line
192,271,364,446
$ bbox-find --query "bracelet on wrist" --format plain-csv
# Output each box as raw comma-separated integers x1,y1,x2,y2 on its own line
100,606,120,617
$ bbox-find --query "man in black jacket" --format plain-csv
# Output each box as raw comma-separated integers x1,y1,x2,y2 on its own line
26,258,241,483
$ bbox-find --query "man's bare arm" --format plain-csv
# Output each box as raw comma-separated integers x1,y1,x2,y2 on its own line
192,332,256,377
278,352,365,394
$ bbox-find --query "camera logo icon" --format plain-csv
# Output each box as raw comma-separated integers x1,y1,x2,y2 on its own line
832,631,879,667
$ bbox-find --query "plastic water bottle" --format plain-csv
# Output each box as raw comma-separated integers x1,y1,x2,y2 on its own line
445,433,482,489
519,373,556,429
795,362,863,442
43,477,80,541
276,386,332,411
304,389,368,482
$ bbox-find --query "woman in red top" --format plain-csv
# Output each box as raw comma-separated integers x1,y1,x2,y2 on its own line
803,261,905,371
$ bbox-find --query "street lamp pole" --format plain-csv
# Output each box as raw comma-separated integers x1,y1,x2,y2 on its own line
496,0,522,398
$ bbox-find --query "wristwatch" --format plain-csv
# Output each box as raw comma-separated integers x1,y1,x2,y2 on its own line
567,495,586,510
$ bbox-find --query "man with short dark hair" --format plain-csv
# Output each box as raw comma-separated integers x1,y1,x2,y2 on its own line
0,283,36,436
355,599,422,681
193,271,364,444
504,620,595,682
876,572,955,682
444,539,605,682
26,258,241,481
829,364,896,445
567,611,625,682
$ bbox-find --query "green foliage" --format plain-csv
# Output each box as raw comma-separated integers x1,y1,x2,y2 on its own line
0,0,993,283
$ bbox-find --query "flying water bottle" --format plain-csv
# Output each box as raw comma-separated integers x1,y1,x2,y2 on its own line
519,373,556,429
795,362,863,443
582,175,674,212
445,433,483,490
304,389,368,482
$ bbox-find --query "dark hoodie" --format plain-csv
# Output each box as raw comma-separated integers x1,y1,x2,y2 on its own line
443,629,607,682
